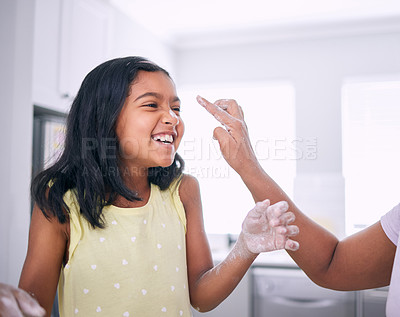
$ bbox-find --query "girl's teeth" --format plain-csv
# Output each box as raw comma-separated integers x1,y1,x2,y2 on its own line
153,134,173,143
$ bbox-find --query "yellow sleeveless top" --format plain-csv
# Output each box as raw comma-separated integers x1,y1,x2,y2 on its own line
58,179,192,317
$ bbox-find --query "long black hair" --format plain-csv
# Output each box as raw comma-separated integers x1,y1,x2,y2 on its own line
31,56,184,228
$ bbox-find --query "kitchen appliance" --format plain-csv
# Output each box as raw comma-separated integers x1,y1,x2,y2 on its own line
358,287,388,317
32,108,67,180
252,267,356,317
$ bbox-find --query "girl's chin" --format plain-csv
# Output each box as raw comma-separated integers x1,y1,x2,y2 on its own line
156,159,175,168
157,151,178,167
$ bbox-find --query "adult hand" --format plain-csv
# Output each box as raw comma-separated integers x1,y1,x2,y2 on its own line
241,199,299,254
0,283,45,317
196,96,258,174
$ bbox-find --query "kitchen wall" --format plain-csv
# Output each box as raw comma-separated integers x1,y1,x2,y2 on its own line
0,0,35,286
108,6,176,78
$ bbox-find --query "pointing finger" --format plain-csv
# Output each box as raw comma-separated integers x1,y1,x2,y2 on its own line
197,95,237,128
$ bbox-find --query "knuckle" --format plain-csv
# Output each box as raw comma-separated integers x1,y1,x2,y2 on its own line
255,201,263,209
232,120,243,129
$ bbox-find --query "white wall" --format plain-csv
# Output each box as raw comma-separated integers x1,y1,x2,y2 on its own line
175,30,400,238
109,7,176,79
0,0,35,284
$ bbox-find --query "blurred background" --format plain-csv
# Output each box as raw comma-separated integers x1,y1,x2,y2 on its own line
1,0,399,315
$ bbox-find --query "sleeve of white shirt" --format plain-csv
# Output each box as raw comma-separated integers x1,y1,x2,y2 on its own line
380,203,400,246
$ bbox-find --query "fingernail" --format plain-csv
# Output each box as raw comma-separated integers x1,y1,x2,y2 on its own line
196,95,206,107
278,201,289,211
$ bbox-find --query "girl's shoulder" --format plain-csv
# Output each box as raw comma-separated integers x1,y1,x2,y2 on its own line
179,173,199,186
178,173,200,208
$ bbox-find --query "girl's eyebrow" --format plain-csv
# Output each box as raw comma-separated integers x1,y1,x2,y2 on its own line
134,92,180,103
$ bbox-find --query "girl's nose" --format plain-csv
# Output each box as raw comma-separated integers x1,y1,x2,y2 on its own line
162,109,179,126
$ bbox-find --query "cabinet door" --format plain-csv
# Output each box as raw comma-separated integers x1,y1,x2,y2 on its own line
59,0,112,100
32,0,69,112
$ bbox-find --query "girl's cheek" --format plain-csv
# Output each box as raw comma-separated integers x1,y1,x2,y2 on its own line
176,121,185,148
179,120,185,137
118,137,141,159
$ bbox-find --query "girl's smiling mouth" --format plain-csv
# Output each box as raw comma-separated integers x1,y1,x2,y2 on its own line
151,132,176,145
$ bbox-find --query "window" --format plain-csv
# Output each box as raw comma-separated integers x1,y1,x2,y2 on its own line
342,79,400,235
178,81,296,234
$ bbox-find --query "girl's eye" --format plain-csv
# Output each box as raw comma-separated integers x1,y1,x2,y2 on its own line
144,104,157,108
172,107,181,113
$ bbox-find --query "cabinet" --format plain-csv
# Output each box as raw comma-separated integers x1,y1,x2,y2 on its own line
59,0,112,101
252,267,356,317
32,0,113,112
32,0,67,112
357,287,388,317
251,267,388,317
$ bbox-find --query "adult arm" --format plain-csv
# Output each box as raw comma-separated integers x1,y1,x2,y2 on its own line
180,174,298,312
18,205,68,316
197,95,396,291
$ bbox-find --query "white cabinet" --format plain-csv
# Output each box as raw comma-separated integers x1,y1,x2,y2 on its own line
59,0,112,101
32,0,68,112
32,0,113,113
252,267,356,317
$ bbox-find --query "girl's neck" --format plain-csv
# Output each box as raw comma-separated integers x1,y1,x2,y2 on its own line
115,165,151,208
120,165,149,192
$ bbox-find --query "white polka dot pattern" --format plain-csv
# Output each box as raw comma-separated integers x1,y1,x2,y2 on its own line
58,181,191,316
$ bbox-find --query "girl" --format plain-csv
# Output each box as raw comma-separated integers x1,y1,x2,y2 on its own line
197,96,399,317
4,57,299,317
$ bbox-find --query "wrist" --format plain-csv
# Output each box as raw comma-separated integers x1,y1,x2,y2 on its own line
231,232,259,261
237,160,264,181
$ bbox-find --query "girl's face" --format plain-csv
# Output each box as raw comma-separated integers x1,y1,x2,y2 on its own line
116,71,184,169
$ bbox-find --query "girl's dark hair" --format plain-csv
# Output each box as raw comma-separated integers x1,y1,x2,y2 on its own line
31,56,184,228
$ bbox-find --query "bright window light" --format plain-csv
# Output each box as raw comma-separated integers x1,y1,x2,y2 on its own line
178,81,296,234
342,79,400,236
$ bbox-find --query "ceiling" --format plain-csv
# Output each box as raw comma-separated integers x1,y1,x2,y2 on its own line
110,0,400,48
